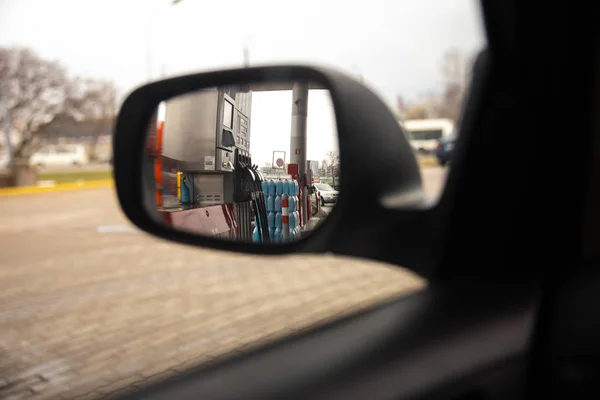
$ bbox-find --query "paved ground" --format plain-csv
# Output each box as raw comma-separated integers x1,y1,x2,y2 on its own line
421,166,447,201
0,167,446,400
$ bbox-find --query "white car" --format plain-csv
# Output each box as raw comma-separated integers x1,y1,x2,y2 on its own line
312,183,339,206
29,144,89,167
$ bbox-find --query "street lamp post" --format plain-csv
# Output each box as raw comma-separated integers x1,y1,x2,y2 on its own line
243,45,249,67
147,0,183,82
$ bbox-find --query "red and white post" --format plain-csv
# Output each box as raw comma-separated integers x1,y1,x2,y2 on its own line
282,194,289,241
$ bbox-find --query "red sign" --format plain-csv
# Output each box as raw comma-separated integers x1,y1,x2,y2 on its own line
287,163,299,175
276,158,284,167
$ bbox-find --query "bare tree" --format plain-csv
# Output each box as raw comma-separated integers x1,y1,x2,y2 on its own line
71,78,117,159
440,48,468,88
0,47,117,184
403,104,429,120
399,48,476,123
323,151,340,184
0,48,116,157
320,158,329,177
436,48,472,121
0,47,70,159
438,84,463,121
326,151,339,167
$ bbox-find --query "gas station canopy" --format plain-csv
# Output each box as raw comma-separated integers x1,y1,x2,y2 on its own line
239,81,327,92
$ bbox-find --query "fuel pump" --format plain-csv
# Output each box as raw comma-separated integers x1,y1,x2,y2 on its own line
153,85,268,242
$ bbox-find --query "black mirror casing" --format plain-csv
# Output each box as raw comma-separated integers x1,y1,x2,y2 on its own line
113,65,424,261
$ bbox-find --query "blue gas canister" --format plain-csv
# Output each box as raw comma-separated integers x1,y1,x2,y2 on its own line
291,181,298,208
274,227,282,242
268,180,276,197
289,212,296,230
282,180,290,196
274,194,282,212
288,195,296,212
275,211,282,228
261,181,269,194
276,180,284,196
267,195,274,212
267,211,275,229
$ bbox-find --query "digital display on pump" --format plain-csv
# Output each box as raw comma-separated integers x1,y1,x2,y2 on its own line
223,99,233,129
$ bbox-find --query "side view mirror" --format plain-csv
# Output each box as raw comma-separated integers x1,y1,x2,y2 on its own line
112,65,423,255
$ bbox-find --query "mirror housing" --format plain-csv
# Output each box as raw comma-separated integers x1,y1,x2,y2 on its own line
113,65,423,255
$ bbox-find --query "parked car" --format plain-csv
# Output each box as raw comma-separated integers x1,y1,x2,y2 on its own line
433,135,457,166
29,144,89,167
312,183,339,206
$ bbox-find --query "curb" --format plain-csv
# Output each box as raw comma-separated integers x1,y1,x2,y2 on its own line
0,179,114,197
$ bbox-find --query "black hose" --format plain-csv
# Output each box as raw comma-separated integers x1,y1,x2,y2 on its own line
250,159,270,243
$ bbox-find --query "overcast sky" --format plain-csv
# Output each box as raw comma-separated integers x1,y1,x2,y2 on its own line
0,0,485,165
250,89,337,166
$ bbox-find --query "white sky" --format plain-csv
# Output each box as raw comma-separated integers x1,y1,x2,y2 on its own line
250,89,337,166
0,0,485,165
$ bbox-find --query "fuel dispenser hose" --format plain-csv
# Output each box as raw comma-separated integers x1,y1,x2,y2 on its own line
249,161,270,244
234,151,270,243
252,164,270,243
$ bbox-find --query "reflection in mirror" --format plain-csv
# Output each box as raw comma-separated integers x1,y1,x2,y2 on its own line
143,81,339,244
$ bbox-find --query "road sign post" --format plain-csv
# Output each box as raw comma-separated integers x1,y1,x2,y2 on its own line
272,151,286,169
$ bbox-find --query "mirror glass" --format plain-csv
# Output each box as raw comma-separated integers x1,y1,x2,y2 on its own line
142,80,339,244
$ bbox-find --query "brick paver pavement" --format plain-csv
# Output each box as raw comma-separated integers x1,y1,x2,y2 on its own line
0,167,445,399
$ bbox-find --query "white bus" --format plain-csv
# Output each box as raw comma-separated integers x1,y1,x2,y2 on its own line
402,119,455,154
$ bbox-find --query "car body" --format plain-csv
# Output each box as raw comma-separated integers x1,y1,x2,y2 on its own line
433,134,457,166
312,183,339,205
29,144,89,167
110,1,600,395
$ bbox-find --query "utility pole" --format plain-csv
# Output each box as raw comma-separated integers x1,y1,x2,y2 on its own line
147,0,184,81
243,45,250,67
290,83,309,226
